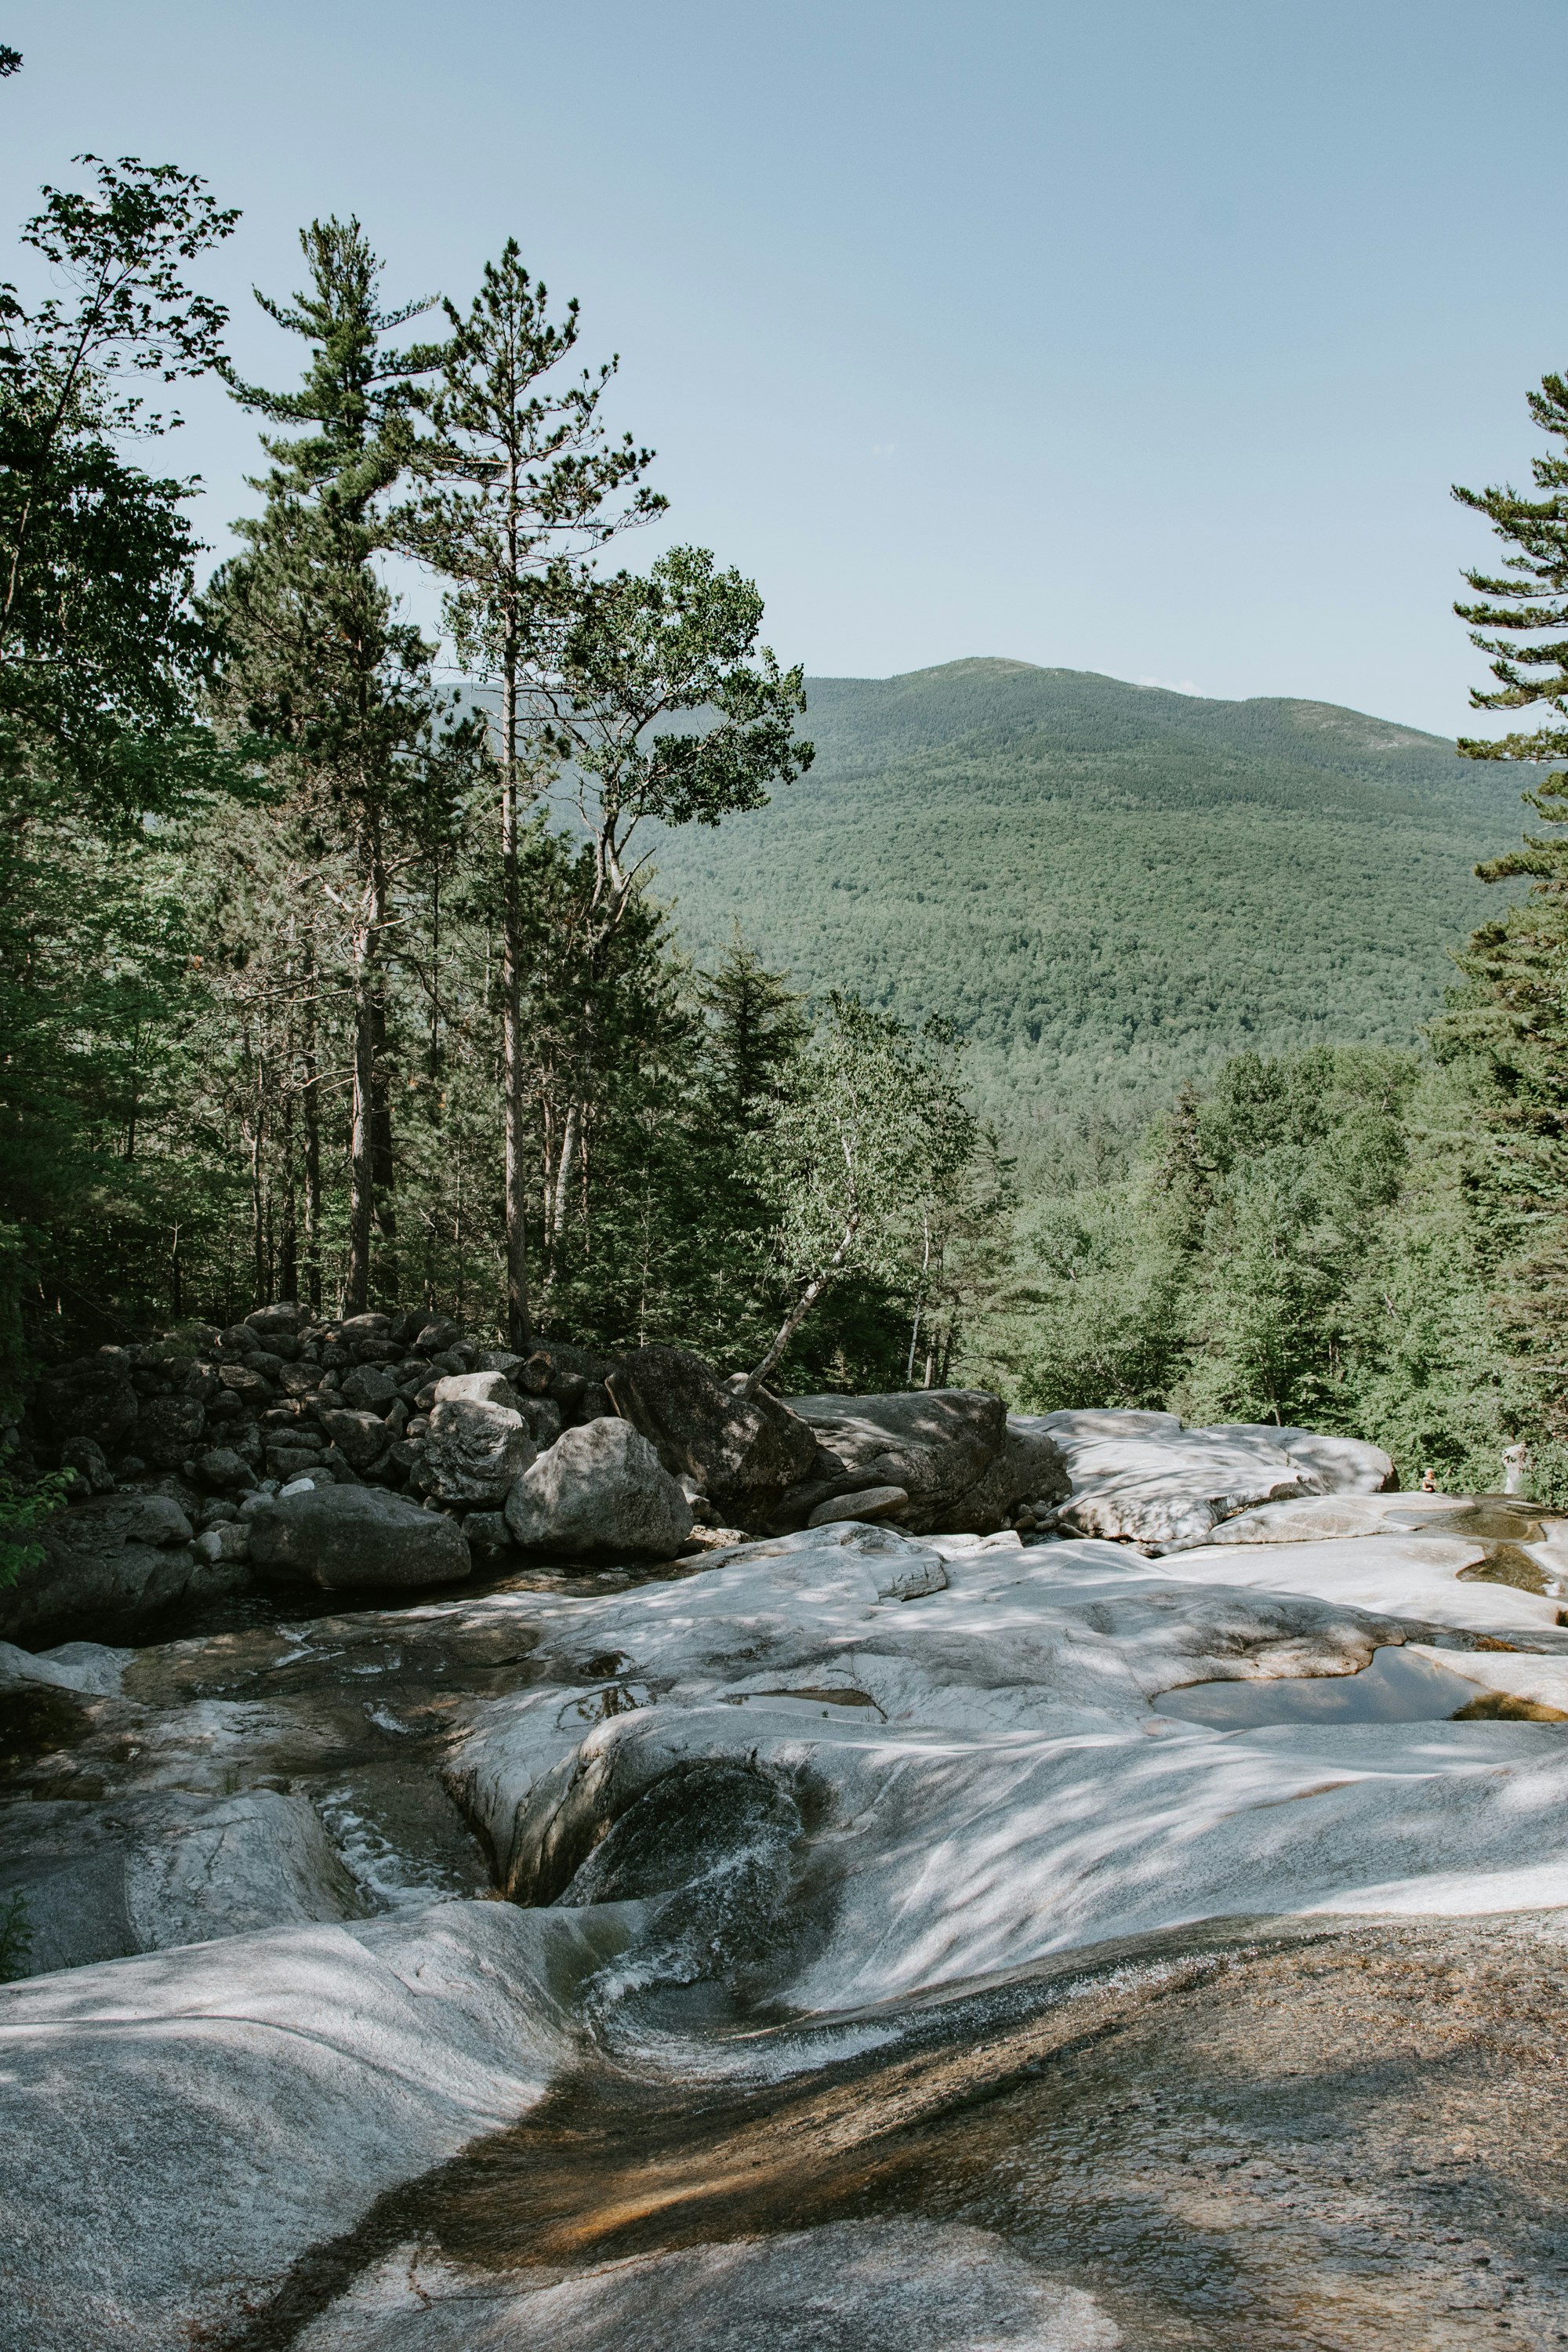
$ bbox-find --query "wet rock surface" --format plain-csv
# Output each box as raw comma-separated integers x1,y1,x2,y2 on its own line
247,1483,474,1591
5,1419,1568,2348
252,1915,1568,2352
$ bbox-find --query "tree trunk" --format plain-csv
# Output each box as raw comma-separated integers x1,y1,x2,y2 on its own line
300,928,322,1313
347,817,394,1314
279,1065,298,1305
345,913,376,1316
743,1213,859,1397
370,978,397,1300
249,1039,268,1311
500,644,533,1350
550,1100,582,1253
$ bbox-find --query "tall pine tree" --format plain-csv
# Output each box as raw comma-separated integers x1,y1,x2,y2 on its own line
1447,367,1568,1437
207,220,474,1311
390,244,659,1345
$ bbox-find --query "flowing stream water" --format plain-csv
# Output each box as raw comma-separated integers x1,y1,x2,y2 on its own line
24,1508,1568,2350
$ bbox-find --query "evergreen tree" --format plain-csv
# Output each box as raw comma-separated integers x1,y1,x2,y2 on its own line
686,931,808,1359
390,243,660,1346
1446,366,1568,1439
207,220,477,1311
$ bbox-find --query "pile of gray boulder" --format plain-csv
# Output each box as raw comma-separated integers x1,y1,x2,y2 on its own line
1,1304,1397,1643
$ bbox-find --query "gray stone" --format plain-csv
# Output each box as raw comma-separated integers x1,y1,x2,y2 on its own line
0,1789,359,1982
37,1359,140,1452
0,1488,245,1644
0,1904,595,2352
807,1483,910,1527
504,1417,694,1561
783,1390,1007,1534
434,1370,517,1409
424,1392,538,1507
944,1418,1071,1534
415,1316,463,1352
464,1511,514,1552
284,2219,1118,2352
339,1363,400,1413
52,1492,193,1550
194,1446,254,1491
606,1345,816,1526
245,1302,311,1340
218,1359,273,1408
192,1522,251,1567
247,1483,472,1591
339,1312,394,1345
1021,1410,1332,1550
517,1394,562,1449
319,1406,394,1472
0,1638,129,1696
134,1394,206,1469
1212,1424,1398,1495
59,1436,114,1492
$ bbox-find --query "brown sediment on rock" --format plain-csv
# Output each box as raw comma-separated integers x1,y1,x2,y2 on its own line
219,1913,1568,2352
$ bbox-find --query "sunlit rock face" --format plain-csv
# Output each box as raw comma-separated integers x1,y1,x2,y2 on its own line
3,1417,1568,2349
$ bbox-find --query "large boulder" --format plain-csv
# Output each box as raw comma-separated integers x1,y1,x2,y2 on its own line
339,1363,400,1413
244,1301,311,1341
0,1788,358,1979
132,1395,205,1471
423,1375,539,1506
503,1418,694,1561
944,1416,1071,1534
0,1904,592,2352
1027,1409,1327,1551
605,1345,815,1526
1210,1424,1397,1496
35,1356,140,1455
0,1492,241,1645
318,1406,394,1472
779,1390,1007,1534
246,1483,471,1591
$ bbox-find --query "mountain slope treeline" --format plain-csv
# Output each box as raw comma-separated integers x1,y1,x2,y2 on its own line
645,659,1525,1140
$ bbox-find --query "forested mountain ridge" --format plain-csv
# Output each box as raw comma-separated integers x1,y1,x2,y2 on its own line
643,659,1526,1138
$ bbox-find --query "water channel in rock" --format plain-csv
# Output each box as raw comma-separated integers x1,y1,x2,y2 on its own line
221,1911,1568,2351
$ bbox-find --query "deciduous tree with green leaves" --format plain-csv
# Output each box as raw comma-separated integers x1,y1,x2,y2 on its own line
534,545,813,1289
743,996,980,1396
0,155,236,818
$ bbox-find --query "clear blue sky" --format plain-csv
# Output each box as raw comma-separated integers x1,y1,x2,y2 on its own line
4,0,1557,735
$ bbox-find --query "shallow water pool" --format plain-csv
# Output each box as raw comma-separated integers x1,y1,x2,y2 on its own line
1153,1642,1510,1729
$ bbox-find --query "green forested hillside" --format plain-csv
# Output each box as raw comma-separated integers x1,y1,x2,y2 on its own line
641,659,1525,1142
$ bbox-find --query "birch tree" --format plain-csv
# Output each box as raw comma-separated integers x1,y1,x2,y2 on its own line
743,997,979,1396
519,546,810,1283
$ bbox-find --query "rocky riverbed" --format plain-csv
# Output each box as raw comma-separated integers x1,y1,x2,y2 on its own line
3,1381,1568,2348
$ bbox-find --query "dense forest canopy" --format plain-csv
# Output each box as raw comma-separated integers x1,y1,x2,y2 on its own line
0,158,988,1405
646,659,1526,1142
3,110,1568,1507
